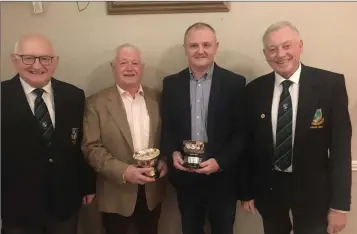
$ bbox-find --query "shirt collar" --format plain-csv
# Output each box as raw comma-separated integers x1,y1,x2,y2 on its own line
19,76,53,96
189,63,214,80
274,63,301,86
116,84,144,97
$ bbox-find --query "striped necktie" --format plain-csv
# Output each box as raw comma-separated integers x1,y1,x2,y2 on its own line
274,80,293,171
33,88,54,145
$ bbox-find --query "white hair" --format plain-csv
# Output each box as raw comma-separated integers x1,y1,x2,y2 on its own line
111,43,143,65
262,21,300,45
14,41,20,54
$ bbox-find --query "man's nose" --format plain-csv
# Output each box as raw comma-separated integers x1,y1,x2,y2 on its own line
32,58,42,69
127,63,133,70
277,47,286,58
198,45,204,54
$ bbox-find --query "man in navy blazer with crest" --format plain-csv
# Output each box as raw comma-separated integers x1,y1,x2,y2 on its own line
242,21,352,234
1,34,95,234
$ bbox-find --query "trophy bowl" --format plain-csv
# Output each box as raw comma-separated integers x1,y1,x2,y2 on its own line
133,148,160,178
182,140,205,169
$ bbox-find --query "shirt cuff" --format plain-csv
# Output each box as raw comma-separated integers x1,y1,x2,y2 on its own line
330,208,349,213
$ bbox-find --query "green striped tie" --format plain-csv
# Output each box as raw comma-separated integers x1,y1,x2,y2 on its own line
274,80,293,171
33,88,54,146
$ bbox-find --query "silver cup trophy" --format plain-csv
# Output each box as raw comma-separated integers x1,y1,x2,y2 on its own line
133,148,160,178
182,140,205,169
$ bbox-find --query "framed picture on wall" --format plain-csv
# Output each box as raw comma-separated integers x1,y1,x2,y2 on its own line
107,1,230,15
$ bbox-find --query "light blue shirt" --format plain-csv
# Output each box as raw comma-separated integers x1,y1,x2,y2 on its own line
189,65,214,142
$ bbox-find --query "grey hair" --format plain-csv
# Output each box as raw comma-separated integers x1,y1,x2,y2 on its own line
262,21,300,45
111,43,143,65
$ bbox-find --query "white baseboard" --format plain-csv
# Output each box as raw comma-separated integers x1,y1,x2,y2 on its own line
352,160,357,171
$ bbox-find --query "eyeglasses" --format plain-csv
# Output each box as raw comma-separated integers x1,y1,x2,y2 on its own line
15,54,56,66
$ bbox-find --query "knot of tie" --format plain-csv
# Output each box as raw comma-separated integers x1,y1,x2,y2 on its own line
33,88,45,97
281,80,292,92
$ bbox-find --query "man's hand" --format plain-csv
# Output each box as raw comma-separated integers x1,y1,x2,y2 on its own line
123,165,156,185
157,160,168,178
194,158,220,175
241,200,256,214
172,151,192,172
83,194,96,205
327,210,347,234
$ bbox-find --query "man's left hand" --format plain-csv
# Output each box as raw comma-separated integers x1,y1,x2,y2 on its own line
327,210,347,234
157,160,168,178
194,158,220,175
83,194,96,205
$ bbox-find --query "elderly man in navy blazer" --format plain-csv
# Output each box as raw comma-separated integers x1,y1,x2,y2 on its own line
242,21,352,234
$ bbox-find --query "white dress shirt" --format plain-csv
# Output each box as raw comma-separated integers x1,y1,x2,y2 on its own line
271,64,301,172
117,85,150,152
20,77,56,127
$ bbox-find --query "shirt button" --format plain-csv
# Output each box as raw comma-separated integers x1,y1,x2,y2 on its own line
197,133,200,136
49,158,54,163
197,100,200,103
198,84,201,86
197,116,199,119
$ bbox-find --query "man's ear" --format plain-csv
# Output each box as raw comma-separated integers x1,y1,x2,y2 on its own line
299,40,304,53
53,56,59,66
10,53,16,61
263,48,267,56
10,54,18,71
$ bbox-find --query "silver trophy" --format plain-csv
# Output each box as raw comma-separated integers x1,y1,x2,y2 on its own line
182,140,205,169
133,148,160,178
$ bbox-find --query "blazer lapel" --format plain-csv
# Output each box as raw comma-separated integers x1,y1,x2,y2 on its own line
294,65,320,149
51,79,66,139
10,75,42,136
206,64,221,140
106,86,134,152
259,73,275,159
177,69,192,140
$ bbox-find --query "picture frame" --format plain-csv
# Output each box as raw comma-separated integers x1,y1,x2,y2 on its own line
107,1,230,15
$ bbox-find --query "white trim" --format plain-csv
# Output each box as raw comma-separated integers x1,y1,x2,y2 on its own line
352,160,357,172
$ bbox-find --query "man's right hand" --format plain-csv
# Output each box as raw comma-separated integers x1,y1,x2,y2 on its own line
241,200,256,214
123,165,156,185
172,151,191,171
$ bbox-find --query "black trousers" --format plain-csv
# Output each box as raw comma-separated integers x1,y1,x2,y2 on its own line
176,176,237,234
2,213,78,234
102,185,162,234
255,171,329,234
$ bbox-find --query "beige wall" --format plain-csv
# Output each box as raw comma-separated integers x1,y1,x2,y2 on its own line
1,2,356,234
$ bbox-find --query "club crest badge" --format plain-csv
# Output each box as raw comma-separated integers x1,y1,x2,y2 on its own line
71,128,79,144
310,109,324,128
